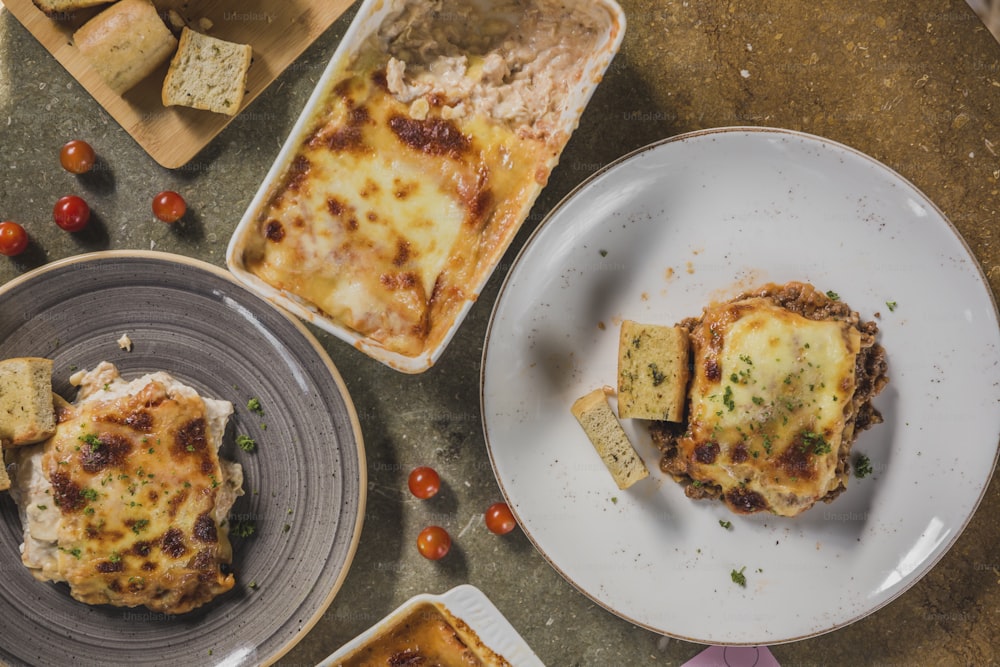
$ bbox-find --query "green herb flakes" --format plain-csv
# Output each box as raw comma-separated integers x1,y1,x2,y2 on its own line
854,454,874,479
236,434,257,452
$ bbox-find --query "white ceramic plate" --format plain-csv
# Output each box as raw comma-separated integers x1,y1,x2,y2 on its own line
481,127,1000,645
319,585,544,666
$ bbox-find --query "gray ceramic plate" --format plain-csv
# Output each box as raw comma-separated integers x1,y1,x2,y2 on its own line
0,251,366,666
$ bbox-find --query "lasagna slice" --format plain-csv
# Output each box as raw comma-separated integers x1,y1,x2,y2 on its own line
9,362,243,614
651,283,888,517
237,0,611,359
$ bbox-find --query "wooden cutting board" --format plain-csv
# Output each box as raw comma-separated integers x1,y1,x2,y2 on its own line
3,0,356,168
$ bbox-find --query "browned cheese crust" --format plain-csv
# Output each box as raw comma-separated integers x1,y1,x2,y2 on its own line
650,282,888,516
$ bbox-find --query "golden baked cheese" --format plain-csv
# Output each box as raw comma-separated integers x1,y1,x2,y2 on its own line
11,363,242,614
244,75,548,357
679,297,861,516
234,0,613,360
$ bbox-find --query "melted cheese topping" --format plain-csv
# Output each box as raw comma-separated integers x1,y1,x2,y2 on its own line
679,299,861,516
13,363,242,614
237,0,610,359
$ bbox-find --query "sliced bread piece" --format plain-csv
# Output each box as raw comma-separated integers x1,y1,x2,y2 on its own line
162,27,253,115
617,320,690,422
571,388,649,490
31,0,110,17
0,357,56,449
0,454,9,492
73,0,178,94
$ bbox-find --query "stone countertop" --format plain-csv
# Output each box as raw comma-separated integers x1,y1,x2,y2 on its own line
1,1,998,665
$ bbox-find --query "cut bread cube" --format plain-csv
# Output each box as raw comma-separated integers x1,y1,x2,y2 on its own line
0,454,9,492
0,357,56,449
73,0,178,94
617,320,690,422
571,388,649,490
162,27,253,115
31,0,110,17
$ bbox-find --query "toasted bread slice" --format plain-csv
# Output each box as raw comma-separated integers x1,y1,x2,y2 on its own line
31,0,110,17
73,0,178,94
618,320,690,422
0,454,9,492
571,388,649,490
0,357,56,449
162,27,253,115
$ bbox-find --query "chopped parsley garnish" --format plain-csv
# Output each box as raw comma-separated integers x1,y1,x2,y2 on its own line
719,519,733,530
854,454,874,479
731,566,747,587
886,300,898,312
80,488,99,501
825,290,840,301
79,433,102,449
247,397,263,414
723,385,735,411
802,431,832,455
60,547,82,559
131,519,150,535
230,519,256,538
36,504,47,511
236,434,257,452
109,551,121,563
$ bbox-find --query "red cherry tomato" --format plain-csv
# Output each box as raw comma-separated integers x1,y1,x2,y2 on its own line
152,191,186,223
408,466,441,499
0,221,28,257
484,502,517,535
416,525,451,560
53,195,90,232
59,140,96,174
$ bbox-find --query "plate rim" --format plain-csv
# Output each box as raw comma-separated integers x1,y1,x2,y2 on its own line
0,249,368,665
479,126,1000,645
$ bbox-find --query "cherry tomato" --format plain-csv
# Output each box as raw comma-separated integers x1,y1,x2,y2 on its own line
152,190,186,223
408,466,441,500
416,525,451,560
0,221,28,257
59,140,96,174
484,502,517,535
53,195,90,232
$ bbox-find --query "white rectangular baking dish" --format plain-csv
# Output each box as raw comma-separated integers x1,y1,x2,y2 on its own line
226,0,626,372
318,584,545,666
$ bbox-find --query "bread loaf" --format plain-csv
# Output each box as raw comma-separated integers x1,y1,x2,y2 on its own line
31,0,109,17
0,357,56,449
617,320,690,422
162,27,253,115
571,388,649,490
73,0,178,94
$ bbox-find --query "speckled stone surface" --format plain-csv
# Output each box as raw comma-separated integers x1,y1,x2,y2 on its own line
1,1,998,666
